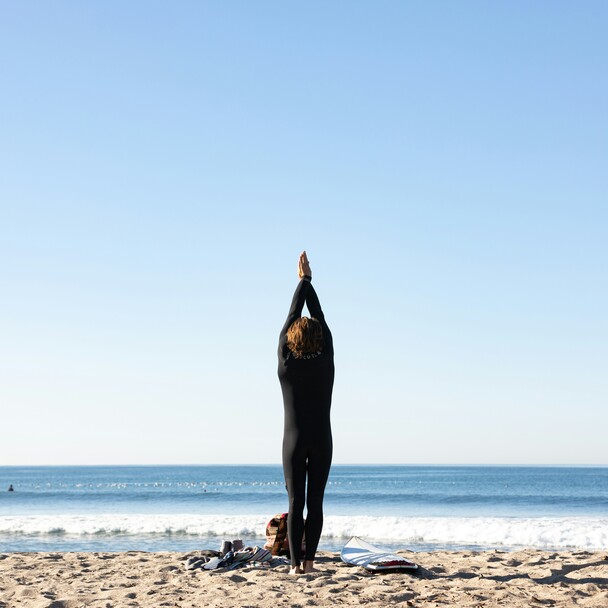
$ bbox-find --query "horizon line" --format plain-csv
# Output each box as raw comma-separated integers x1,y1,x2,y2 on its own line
1,462,607,468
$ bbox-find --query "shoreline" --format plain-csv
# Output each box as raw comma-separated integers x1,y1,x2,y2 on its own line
1,548,606,607
3,512,607,554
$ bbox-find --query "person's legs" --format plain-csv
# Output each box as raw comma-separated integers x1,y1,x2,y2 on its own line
283,440,307,570
303,438,332,569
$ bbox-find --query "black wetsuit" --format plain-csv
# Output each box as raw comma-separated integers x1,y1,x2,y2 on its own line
278,278,334,567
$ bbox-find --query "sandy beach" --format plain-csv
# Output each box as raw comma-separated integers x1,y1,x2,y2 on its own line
1,548,607,607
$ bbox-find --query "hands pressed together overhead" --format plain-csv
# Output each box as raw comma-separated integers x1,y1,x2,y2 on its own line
298,251,312,280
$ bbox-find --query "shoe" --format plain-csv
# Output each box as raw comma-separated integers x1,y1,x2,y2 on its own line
203,556,222,570
220,540,233,556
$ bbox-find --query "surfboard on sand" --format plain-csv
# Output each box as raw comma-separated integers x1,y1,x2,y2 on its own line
340,537,418,572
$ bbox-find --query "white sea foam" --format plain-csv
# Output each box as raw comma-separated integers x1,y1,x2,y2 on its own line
1,514,607,550
320,515,608,550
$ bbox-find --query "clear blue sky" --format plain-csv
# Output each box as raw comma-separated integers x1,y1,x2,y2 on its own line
1,1,606,465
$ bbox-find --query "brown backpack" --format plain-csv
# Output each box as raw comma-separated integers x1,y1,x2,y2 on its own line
264,513,306,556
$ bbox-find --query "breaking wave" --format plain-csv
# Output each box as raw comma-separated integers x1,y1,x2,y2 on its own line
1,514,606,550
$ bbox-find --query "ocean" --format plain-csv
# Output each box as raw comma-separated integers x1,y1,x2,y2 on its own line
1,465,606,553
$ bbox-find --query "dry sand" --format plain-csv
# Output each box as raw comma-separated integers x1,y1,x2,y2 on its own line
1,548,607,607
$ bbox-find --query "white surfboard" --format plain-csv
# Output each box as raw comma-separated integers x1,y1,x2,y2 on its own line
340,536,418,572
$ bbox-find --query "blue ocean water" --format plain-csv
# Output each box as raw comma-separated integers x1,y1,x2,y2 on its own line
1,465,607,552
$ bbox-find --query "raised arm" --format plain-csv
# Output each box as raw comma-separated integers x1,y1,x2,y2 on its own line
305,282,333,356
279,251,313,338
279,277,311,338
300,251,332,350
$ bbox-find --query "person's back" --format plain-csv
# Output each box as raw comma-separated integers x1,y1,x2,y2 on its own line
278,345,334,439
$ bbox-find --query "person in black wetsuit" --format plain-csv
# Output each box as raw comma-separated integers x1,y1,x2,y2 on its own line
278,251,334,575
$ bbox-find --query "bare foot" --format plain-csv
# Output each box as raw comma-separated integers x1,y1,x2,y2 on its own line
303,560,316,573
289,565,302,575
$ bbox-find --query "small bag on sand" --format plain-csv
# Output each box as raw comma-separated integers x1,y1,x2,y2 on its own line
264,513,306,556
264,513,289,555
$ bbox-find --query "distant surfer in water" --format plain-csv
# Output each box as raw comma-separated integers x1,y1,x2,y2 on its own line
278,251,334,575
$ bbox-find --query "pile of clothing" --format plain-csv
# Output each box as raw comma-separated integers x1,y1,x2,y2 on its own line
185,541,287,572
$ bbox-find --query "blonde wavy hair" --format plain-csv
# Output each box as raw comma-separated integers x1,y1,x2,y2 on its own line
286,317,324,358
